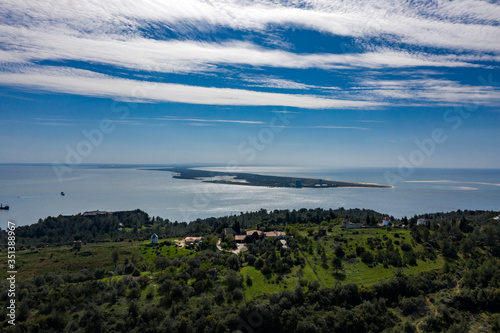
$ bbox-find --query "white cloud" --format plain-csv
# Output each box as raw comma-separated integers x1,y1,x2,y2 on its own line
0,25,488,74
2,0,499,53
306,126,369,130
359,78,500,106
159,117,265,125
1,0,499,110
0,66,383,109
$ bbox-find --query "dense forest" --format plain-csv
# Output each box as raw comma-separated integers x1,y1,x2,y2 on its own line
1,208,499,332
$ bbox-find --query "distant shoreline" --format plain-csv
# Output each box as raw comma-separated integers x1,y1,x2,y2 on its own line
149,167,392,189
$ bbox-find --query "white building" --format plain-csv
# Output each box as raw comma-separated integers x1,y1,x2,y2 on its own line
417,219,426,226
151,233,159,244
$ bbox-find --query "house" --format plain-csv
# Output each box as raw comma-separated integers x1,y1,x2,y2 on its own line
246,230,264,237
382,217,391,226
494,215,500,220
151,234,159,244
234,235,247,243
185,236,202,245
342,220,362,229
224,228,237,236
264,231,285,238
280,239,288,249
417,218,426,226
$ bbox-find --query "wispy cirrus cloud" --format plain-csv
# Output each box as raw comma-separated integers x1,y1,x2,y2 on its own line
271,125,370,130
2,0,500,53
159,117,265,125
0,65,383,109
0,25,489,74
0,0,499,110
358,78,500,106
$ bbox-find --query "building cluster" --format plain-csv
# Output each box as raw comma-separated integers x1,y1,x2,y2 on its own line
224,228,285,243
341,217,423,229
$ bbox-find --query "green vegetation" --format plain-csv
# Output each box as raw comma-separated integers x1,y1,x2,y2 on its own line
160,167,391,188
0,208,499,332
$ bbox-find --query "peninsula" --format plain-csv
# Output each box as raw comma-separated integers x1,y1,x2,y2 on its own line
150,167,392,189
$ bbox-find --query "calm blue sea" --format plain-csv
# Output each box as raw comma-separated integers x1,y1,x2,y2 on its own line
1,164,499,227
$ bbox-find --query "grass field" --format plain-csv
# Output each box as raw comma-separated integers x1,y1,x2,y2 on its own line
298,226,443,286
0,239,197,281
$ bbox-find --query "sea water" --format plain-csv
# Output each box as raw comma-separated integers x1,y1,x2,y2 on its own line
0,164,499,227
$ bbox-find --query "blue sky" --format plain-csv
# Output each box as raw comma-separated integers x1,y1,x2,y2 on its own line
0,0,499,168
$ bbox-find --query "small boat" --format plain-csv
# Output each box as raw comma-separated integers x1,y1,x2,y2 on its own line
61,192,65,196
0,204,9,210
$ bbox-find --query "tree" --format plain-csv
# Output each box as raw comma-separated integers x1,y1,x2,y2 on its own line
226,255,240,271
246,275,253,286
441,238,458,260
225,270,242,291
361,251,374,264
111,249,119,268
233,220,241,234
335,245,345,258
254,258,264,270
332,257,344,273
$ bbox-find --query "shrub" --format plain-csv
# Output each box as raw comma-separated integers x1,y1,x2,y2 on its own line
254,258,264,270
361,251,374,265
246,254,257,266
246,275,253,286
127,287,141,300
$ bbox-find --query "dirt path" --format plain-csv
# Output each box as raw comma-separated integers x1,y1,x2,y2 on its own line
298,247,325,288
416,319,424,333
426,297,438,317
456,276,464,294
417,275,463,332
416,297,438,333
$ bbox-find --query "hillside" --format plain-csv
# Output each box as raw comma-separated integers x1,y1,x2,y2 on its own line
1,208,499,332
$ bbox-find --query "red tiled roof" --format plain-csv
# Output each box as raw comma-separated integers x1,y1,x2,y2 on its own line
185,237,202,243
265,231,285,237
246,230,264,236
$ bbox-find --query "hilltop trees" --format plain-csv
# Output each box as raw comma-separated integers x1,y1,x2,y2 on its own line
332,257,344,273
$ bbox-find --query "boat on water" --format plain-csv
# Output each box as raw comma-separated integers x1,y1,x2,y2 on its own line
61,192,65,196
0,204,9,210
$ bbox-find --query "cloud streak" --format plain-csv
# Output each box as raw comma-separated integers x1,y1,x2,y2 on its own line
1,25,489,74
1,0,499,110
0,66,383,109
359,78,500,106
2,0,500,53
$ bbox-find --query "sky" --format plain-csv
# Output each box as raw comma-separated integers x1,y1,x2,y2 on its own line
0,0,499,168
